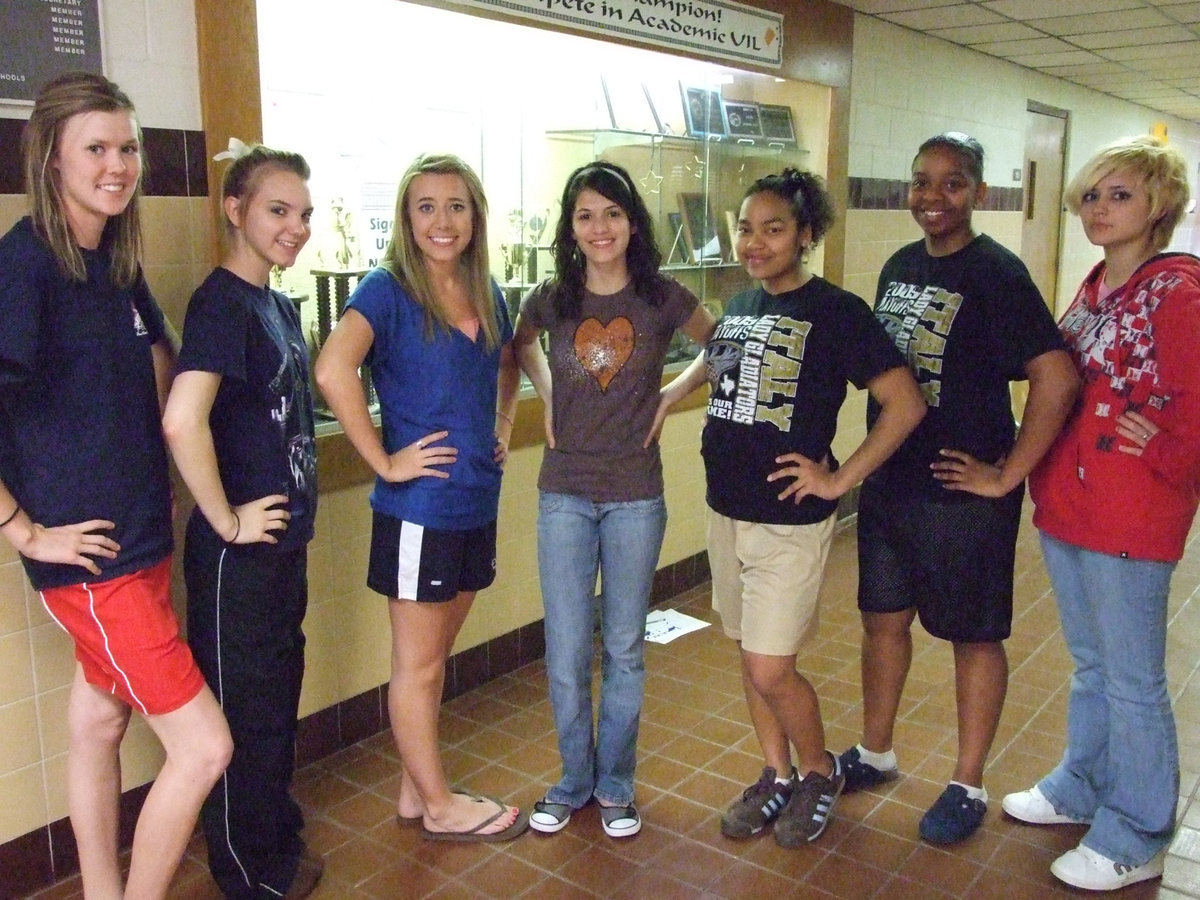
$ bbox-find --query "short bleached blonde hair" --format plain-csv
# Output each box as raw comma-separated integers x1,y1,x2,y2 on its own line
1065,135,1191,252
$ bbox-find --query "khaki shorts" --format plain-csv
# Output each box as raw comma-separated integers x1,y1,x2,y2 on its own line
708,509,836,656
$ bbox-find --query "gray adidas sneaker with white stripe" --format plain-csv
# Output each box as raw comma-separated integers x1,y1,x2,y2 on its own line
774,751,845,847
720,766,796,838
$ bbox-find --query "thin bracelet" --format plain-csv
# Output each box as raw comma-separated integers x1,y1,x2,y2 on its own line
229,511,240,543
496,410,514,426
0,504,20,529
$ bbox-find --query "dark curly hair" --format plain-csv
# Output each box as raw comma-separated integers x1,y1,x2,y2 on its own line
743,168,836,247
550,161,664,320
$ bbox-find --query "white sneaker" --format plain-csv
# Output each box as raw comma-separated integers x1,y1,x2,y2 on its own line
1002,785,1089,825
1051,844,1164,891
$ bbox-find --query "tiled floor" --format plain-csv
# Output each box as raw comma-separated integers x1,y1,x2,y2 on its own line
29,504,1200,898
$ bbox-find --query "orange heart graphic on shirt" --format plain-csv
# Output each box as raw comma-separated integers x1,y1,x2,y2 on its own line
574,316,634,391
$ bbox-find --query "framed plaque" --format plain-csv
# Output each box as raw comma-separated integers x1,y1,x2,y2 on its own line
1,1,103,104
677,192,722,263
758,103,798,147
680,85,725,139
722,100,763,139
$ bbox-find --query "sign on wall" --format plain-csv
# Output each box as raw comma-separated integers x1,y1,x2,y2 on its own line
0,1,103,104
453,0,782,69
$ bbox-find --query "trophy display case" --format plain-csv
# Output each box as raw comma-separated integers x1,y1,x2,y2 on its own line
529,127,809,361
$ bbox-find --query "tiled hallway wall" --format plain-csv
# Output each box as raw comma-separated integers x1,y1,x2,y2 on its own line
843,14,1200,320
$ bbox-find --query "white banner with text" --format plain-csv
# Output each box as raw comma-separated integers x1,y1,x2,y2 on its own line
452,0,783,68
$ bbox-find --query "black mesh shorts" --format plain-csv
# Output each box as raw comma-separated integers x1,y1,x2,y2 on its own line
856,481,1023,642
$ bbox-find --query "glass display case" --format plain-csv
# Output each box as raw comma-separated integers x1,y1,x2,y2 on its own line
492,128,806,362
258,0,831,372
550,130,804,275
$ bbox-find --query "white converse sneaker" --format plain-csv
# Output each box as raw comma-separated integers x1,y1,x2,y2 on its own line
1050,844,1164,891
1001,785,1089,825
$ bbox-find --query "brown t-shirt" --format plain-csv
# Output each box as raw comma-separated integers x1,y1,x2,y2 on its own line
521,277,699,502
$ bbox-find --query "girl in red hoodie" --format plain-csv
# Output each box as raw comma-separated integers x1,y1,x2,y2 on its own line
1003,135,1200,892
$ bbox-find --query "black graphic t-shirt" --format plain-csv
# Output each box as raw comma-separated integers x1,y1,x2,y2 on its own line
868,234,1064,499
702,277,904,525
177,267,317,551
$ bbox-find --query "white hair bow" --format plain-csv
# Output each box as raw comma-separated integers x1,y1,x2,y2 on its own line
213,137,250,162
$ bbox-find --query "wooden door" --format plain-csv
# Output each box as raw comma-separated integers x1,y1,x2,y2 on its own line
1013,104,1067,423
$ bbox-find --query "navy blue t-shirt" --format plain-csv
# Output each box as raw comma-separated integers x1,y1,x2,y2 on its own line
701,277,905,525
0,217,172,589
177,267,317,551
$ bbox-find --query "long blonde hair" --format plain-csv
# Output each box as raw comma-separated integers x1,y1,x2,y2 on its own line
22,72,144,288
381,153,500,349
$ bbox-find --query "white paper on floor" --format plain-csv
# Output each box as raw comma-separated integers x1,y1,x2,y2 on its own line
645,608,710,644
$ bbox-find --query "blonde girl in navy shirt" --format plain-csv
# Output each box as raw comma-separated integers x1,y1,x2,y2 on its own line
0,73,231,899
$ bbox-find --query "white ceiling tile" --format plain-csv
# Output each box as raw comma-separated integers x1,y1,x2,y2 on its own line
1068,25,1195,48
1157,2,1200,23
1159,72,1200,87
839,0,1200,125
1094,39,1200,60
1039,61,1132,76
981,0,1146,16
881,5,1005,29
1033,8,1176,35
1119,56,1200,74
835,0,965,12
928,21,1044,43
971,36,1078,55
1110,85,1192,99
1147,100,1200,113
1074,73,1166,88
1004,49,1110,66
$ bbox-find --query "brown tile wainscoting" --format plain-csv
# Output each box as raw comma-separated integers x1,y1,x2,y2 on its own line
0,118,207,198
847,176,1022,212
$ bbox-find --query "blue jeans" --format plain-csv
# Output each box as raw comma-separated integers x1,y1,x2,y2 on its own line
1038,533,1178,865
538,491,667,808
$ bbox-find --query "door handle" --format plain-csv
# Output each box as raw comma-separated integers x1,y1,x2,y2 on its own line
1025,161,1037,220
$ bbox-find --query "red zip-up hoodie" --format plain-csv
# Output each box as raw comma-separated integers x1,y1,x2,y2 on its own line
1031,252,1200,562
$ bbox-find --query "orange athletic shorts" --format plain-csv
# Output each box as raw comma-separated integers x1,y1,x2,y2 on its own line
39,557,206,716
